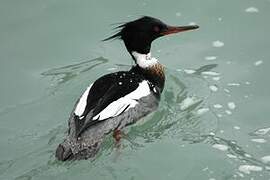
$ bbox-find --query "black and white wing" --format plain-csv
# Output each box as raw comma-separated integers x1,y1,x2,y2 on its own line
71,72,152,137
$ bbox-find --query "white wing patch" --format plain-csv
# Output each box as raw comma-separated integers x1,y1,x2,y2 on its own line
74,83,93,118
93,80,151,120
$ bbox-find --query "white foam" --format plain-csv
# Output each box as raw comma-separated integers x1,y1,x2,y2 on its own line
213,104,223,109
212,77,221,81
224,88,230,93
209,85,218,92
184,69,196,74
180,96,200,111
205,56,217,61
227,83,240,86
245,7,259,13
176,12,181,17
188,22,197,26
225,110,232,115
254,127,270,135
197,108,209,115
236,172,244,178
107,67,117,71
227,154,237,159
202,167,209,171
220,130,224,133
212,144,228,151
212,40,224,47
254,60,263,66
228,102,236,110
251,138,267,143
234,126,241,130
217,114,223,118
238,165,262,174
209,132,215,136
202,71,220,76
244,153,252,158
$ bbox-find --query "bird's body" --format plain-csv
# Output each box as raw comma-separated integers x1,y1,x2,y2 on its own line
56,16,198,161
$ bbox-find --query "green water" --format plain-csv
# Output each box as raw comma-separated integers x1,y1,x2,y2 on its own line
1,0,270,179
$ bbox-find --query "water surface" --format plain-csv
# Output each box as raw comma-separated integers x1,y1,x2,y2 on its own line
1,0,270,179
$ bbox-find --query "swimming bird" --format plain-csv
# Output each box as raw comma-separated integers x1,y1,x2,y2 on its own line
55,16,199,161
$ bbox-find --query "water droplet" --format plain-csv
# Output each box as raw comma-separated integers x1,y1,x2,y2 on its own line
227,154,237,159
228,102,236,110
254,60,263,66
209,85,218,92
202,71,220,76
175,12,181,17
245,7,259,13
212,144,228,151
188,22,196,26
238,165,262,174
184,69,196,74
217,114,223,118
212,40,224,47
212,77,221,81
197,108,209,115
220,130,224,133
180,96,201,110
224,88,230,93
107,67,117,71
244,153,252,158
253,127,270,135
251,138,267,143
227,83,240,87
225,110,232,115
204,56,217,61
261,156,270,163
209,132,215,136
213,104,223,109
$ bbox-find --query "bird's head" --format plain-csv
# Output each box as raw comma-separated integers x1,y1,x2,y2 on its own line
104,16,199,58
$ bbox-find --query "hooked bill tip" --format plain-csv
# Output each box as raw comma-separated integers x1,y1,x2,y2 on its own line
161,24,199,35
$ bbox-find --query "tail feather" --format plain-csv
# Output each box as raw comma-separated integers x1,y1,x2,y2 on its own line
56,112,118,161
55,144,73,161
55,137,103,161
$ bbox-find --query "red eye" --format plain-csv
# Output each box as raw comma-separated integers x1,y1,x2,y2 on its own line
153,26,160,32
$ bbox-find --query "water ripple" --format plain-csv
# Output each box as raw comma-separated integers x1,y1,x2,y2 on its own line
41,57,108,86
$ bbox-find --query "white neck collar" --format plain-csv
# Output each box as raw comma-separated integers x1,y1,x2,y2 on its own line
132,51,158,68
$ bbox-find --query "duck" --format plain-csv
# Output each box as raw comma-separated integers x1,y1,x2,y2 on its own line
55,16,199,161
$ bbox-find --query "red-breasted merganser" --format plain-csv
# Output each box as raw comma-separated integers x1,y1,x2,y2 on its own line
56,16,199,161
